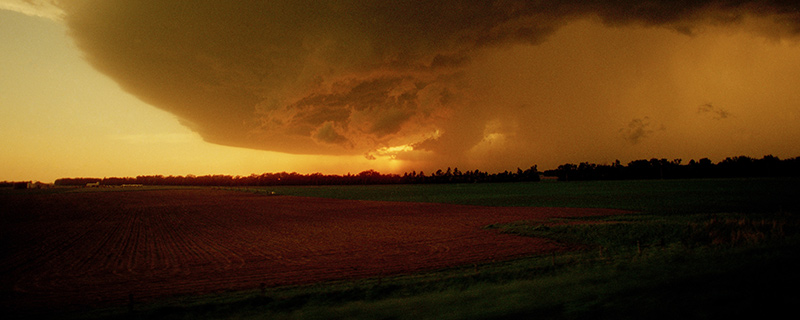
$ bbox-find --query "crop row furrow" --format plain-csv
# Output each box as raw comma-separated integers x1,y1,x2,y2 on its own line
126,212,145,274
188,212,250,270
149,210,181,271
106,207,142,276
170,217,228,271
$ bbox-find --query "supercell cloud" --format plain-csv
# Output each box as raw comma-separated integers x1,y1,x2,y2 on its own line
54,1,800,170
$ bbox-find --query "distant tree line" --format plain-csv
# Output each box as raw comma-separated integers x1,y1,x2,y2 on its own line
44,155,800,187
543,155,800,181
0,181,35,189
53,166,541,187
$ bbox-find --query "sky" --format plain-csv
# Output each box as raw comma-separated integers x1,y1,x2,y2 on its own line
3,1,800,183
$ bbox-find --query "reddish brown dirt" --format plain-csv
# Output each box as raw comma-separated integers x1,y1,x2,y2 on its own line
0,189,630,313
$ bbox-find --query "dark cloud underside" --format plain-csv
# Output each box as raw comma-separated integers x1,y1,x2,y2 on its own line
56,1,800,169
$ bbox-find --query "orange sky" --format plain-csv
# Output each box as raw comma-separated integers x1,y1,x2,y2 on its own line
3,1,800,182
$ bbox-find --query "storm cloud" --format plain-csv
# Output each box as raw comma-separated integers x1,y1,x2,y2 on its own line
53,1,800,170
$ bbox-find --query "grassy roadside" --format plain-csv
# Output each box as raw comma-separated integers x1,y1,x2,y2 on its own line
292,241,800,320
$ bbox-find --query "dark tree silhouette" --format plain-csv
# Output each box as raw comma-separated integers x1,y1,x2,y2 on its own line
544,155,799,181
50,154,798,187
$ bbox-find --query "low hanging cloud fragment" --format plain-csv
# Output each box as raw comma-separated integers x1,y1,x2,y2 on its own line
698,103,733,120
0,0,62,19
48,0,800,168
620,117,655,145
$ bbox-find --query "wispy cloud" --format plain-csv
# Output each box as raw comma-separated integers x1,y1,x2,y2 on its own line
698,103,733,120
620,117,655,145
0,0,62,20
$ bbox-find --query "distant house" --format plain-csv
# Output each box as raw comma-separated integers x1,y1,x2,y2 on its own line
86,182,100,187
540,175,559,181
28,181,51,189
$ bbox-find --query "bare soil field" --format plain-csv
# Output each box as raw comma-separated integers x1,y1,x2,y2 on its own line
0,189,629,313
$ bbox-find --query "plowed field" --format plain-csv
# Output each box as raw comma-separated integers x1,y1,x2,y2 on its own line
1,189,630,312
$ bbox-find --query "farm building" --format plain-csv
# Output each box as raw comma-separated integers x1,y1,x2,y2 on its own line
27,181,51,189
13,181,30,189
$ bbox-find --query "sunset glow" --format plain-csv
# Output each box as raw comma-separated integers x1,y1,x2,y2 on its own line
3,1,800,182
